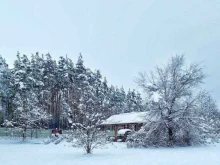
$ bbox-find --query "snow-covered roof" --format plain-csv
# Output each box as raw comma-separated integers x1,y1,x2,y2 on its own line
102,112,149,125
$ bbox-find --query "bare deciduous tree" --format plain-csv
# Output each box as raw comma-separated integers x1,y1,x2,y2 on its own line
128,55,219,147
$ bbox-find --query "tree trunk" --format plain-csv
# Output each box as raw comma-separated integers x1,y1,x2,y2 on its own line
86,145,91,154
23,126,27,141
168,127,173,146
86,130,92,154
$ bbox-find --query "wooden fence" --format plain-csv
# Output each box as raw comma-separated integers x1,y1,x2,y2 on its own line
0,128,68,138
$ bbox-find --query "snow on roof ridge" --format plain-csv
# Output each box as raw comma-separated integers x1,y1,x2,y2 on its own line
102,111,148,125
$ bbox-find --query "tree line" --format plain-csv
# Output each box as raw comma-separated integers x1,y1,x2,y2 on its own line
0,52,144,131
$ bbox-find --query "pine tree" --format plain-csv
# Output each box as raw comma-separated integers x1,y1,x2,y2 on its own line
8,53,50,140
42,54,58,128
0,56,11,124
125,89,133,113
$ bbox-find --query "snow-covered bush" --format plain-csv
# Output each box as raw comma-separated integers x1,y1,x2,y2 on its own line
70,124,107,153
127,122,168,148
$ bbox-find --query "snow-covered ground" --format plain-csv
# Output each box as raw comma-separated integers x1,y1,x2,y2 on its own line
0,138,220,165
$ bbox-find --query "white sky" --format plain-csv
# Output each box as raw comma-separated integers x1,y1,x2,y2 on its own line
0,0,220,106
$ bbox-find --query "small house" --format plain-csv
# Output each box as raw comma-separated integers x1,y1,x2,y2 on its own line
101,112,148,137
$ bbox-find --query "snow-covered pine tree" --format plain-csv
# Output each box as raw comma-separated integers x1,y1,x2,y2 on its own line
8,54,50,140
42,54,58,128
71,54,88,124
116,86,126,113
0,55,11,124
125,89,133,113
58,56,77,129
125,89,140,113
101,77,111,117
134,91,143,112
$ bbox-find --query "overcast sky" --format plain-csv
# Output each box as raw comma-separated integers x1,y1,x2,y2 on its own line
0,0,220,105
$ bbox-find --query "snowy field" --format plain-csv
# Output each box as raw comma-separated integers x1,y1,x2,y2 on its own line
0,138,220,165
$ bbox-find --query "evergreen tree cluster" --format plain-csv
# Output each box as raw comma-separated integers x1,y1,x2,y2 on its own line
0,53,144,129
